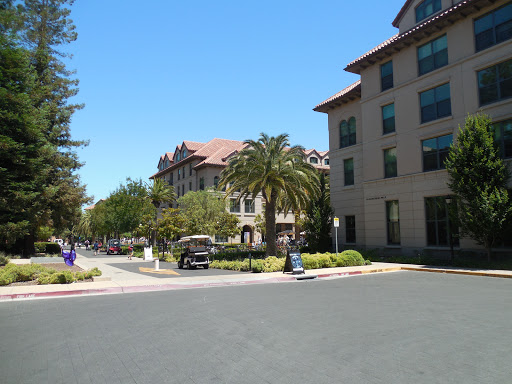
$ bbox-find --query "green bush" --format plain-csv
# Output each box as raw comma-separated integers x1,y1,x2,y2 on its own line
84,267,102,279
51,271,74,284
0,253,9,266
75,272,85,281
301,254,319,269
251,259,263,273
34,242,46,253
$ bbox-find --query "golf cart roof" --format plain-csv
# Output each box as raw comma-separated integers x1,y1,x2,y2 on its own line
179,235,211,242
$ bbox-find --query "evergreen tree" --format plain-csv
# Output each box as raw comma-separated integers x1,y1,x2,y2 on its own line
445,113,512,261
0,0,89,255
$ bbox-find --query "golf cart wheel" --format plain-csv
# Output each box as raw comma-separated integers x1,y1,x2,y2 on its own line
187,261,194,270
204,264,209,269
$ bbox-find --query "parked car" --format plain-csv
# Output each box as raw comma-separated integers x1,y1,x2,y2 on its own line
178,235,211,269
106,239,122,255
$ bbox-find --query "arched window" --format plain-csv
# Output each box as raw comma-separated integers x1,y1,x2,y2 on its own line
176,153,180,162
340,117,356,148
182,149,187,158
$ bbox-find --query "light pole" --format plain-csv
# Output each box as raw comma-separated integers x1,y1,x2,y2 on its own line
445,197,454,265
334,217,339,258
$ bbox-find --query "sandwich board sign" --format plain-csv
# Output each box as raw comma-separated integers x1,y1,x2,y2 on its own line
283,250,305,275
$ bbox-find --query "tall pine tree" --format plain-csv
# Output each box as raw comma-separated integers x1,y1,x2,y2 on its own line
0,0,89,255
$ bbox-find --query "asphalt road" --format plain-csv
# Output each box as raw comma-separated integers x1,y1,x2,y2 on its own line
1,271,511,383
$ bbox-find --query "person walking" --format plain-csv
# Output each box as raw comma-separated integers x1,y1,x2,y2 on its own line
128,242,133,260
93,240,99,256
85,239,89,251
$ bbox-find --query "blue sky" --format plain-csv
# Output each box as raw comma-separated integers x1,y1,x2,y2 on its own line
67,0,406,203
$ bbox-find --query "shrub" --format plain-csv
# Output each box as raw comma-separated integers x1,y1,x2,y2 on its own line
336,250,365,267
34,242,46,253
84,267,102,279
50,271,74,284
0,253,9,266
301,254,319,270
251,259,263,273
37,272,52,285
74,272,85,281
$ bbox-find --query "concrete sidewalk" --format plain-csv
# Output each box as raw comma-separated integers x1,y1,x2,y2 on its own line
1,249,512,302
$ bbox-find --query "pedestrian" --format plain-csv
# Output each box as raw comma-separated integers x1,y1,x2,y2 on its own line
93,240,99,256
128,242,133,260
85,239,89,251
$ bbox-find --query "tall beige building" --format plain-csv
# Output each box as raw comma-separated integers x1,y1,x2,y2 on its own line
315,0,511,256
151,138,329,243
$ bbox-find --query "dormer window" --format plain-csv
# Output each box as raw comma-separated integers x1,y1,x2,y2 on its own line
182,149,187,158
416,0,441,23
176,153,180,162
310,157,318,164
324,158,330,165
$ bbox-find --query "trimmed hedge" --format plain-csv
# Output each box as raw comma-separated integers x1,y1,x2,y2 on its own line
0,264,102,286
209,250,370,273
34,242,62,255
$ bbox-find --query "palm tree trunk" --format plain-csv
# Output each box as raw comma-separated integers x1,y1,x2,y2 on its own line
265,199,277,256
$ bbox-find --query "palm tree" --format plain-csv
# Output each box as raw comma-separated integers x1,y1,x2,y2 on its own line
219,133,320,256
146,179,176,246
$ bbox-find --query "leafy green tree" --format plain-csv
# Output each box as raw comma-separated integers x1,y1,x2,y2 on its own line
215,212,241,241
219,133,320,256
0,0,89,255
254,213,266,239
445,113,512,261
177,189,227,236
302,173,334,253
156,208,186,255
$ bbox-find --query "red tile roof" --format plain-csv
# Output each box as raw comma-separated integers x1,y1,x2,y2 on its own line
313,80,361,112
345,0,485,73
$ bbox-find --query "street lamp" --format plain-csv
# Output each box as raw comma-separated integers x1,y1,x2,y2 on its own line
445,197,454,265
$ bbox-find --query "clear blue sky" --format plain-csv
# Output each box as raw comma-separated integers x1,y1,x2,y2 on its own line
67,0,406,204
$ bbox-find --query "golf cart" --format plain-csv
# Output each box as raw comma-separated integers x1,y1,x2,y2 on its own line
106,239,122,255
178,235,211,269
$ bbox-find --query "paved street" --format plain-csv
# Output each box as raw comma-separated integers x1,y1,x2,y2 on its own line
1,271,511,383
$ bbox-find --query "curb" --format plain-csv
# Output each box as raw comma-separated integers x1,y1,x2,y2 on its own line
1,265,510,302
401,266,512,279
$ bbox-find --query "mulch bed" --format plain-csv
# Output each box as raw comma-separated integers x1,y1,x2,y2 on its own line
4,263,93,286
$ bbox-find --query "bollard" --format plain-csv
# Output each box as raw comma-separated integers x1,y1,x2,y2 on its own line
249,253,252,271
154,259,160,271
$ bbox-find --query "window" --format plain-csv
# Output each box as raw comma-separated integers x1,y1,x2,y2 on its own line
309,157,318,164
422,134,453,171
245,199,255,213
182,166,186,179
169,173,173,186
425,196,459,246
346,216,356,243
418,35,448,76
382,103,395,134
384,148,397,178
420,83,451,123
386,201,400,245
381,61,393,91
493,119,512,158
189,181,192,191
214,176,219,188
182,184,184,196
474,2,512,52
230,199,240,213
340,117,356,148
344,158,354,186
176,153,180,162
416,0,441,23
182,149,187,158
478,59,512,106
199,177,204,190
324,158,330,165
178,169,181,180
189,164,192,176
